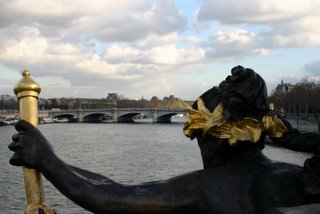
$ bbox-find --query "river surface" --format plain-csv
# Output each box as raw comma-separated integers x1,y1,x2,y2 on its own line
0,118,311,213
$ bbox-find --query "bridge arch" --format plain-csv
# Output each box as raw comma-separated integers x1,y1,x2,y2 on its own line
117,112,141,123
83,112,111,122
53,113,76,122
156,113,178,123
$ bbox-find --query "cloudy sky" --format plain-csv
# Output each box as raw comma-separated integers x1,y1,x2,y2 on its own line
0,0,319,100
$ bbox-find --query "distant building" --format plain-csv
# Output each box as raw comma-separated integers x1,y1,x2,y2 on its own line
150,96,159,102
163,95,175,102
275,80,295,93
0,94,16,101
106,93,119,101
275,80,320,94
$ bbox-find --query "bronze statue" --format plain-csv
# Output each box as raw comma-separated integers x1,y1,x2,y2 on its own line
9,66,320,213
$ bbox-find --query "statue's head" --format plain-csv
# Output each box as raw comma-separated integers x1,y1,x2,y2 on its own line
218,65,268,121
194,65,268,121
180,66,268,168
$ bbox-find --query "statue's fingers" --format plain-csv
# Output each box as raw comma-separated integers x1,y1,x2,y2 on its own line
8,141,23,152
15,120,35,133
9,153,22,166
12,133,21,142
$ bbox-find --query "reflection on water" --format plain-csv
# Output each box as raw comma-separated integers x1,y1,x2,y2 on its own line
0,121,311,213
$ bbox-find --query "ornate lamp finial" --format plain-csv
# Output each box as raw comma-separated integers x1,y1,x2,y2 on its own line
14,70,41,98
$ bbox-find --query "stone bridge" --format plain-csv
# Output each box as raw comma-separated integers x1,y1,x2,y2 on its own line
50,108,187,123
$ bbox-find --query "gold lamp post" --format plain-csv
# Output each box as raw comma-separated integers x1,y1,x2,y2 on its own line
14,70,55,214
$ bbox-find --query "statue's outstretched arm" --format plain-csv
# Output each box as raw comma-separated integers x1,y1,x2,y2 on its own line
271,119,320,195
8,120,205,213
272,118,320,154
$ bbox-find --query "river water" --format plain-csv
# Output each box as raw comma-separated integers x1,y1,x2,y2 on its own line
0,118,311,214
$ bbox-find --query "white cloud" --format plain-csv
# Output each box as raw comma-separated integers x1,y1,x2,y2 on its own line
70,0,186,42
197,0,317,24
207,29,270,59
305,75,320,83
147,44,205,65
135,33,178,49
0,24,205,98
103,35,205,65
0,26,47,64
0,0,319,99
253,48,271,57
103,45,141,64
0,0,187,42
0,0,195,96
185,36,202,46
304,60,320,76
197,0,320,47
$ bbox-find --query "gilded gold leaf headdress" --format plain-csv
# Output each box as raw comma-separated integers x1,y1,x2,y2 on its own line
178,98,288,146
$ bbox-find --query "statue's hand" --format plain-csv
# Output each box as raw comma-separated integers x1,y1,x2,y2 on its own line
8,120,55,170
